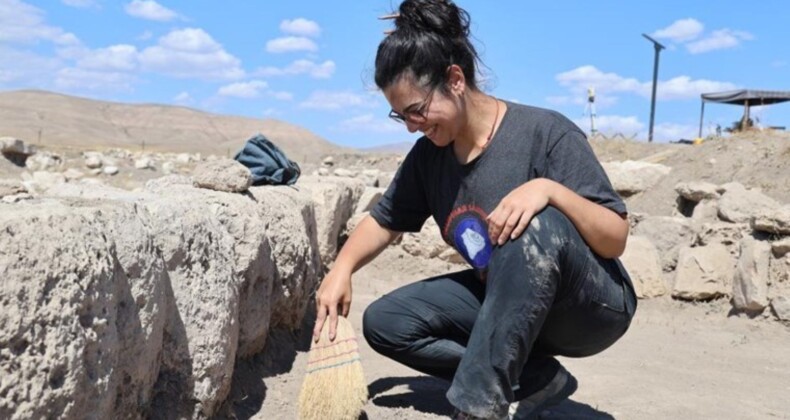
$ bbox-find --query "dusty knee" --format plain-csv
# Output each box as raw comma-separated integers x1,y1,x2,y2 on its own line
500,206,571,255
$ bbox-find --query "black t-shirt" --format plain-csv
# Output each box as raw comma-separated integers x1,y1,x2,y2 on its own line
370,101,626,270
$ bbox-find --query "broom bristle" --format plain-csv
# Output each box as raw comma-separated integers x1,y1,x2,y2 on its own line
298,316,367,420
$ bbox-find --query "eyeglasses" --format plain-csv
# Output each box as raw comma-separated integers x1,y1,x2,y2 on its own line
388,86,436,124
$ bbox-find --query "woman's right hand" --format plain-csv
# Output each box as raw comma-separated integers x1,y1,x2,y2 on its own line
312,267,353,343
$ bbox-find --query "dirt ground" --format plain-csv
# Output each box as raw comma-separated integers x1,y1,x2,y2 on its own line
223,132,790,419
6,128,790,419
218,246,790,420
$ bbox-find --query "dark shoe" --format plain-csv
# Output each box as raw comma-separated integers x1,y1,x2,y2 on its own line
508,366,578,419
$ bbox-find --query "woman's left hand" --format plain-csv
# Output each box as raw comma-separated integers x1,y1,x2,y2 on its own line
487,178,554,246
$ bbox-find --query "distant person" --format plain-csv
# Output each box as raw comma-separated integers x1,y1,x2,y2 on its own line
313,0,636,419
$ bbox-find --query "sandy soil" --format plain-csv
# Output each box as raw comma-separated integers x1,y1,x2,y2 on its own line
217,248,790,420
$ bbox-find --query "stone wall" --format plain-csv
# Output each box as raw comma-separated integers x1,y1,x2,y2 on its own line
0,179,323,419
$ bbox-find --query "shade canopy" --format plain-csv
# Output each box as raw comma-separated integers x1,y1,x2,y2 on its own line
699,89,790,137
701,89,790,106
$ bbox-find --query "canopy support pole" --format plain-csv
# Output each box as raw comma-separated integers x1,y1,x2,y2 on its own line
698,100,706,138
743,100,751,130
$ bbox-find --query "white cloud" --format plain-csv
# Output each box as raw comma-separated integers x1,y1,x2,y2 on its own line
55,42,90,61
573,115,644,137
173,91,193,105
652,18,704,43
336,114,402,133
686,29,754,54
556,65,737,101
651,19,753,55
137,30,154,41
216,81,292,101
546,93,619,109
650,122,699,141
557,65,642,94
77,44,138,71
256,59,335,79
139,28,244,80
265,36,318,53
0,69,14,83
124,0,179,22
280,18,321,38
217,80,268,98
156,27,218,52
269,91,293,101
62,0,100,8
300,90,379,110
0,46,62,87
55,67,135,92
0,0,81,45
591,95,619,108
657,76,737,100
296,60,334,78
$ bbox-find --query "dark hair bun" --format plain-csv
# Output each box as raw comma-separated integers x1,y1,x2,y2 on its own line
375,0,481,91
396,0,470,39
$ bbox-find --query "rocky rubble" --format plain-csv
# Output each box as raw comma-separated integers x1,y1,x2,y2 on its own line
0,139,207,194
0,163,325,418
0,139,393,418
624,180,789,319
0,136,36,166
1,134,789,418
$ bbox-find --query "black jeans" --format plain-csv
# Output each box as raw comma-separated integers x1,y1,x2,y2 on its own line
363,206,637,418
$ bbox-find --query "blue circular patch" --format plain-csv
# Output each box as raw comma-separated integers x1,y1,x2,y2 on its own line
452,215,492,269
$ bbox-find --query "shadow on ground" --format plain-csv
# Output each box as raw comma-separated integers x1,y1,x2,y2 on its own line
367,375,613,419
215,307,317,419
368,376,454,416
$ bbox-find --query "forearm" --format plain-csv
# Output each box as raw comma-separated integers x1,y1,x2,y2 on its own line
545,179,629,258
332,214,400,274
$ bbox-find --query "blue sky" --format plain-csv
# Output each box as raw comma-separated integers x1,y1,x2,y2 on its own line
1,0,788,148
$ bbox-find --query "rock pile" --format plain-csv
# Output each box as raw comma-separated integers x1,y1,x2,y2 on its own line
0,138,207,195
0,173,325,418
313,154,397,188
0,137,36,166
0,143,399,418
1,134,789,419
622,180,789,319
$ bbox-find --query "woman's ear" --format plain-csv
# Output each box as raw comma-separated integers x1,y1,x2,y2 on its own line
446,64,466,96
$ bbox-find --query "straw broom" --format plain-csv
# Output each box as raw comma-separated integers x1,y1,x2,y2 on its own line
298,316,367,420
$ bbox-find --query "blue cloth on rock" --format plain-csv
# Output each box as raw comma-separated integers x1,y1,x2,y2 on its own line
234,133,301,186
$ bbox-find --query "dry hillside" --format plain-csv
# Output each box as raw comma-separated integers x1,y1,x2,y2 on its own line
0,90,350,163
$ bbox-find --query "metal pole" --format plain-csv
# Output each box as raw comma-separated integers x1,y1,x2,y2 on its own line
642,34,666,143
698,100,705,138
588,87,597,136
744,100,750,126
